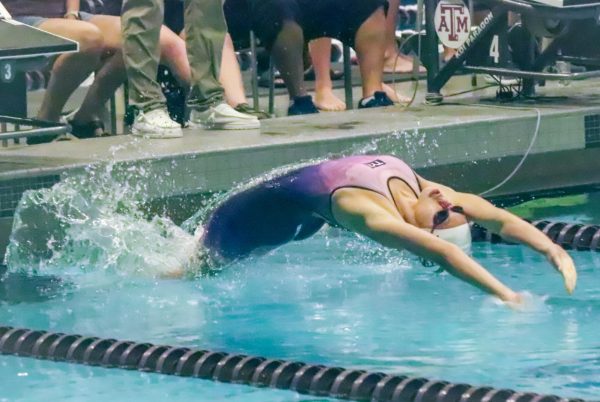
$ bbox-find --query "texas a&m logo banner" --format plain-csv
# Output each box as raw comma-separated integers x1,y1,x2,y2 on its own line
434,0,471,49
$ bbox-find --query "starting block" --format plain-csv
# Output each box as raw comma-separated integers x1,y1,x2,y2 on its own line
0,4,77,118
0,3,77,144
422,0,600,103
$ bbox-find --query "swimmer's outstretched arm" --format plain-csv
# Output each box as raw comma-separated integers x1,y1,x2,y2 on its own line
453,192,577,294
331,189,521,303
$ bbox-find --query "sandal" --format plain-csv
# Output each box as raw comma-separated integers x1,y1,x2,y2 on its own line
67,119,107,139
234,103,271,120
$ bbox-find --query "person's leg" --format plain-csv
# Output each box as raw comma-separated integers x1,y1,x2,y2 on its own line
310,38,345,111
220,33,247,107
161,27,191,88
35,19,104,121
122,0,182,137
270,21,307,100
121,0,166,111
249,0,317,115
354,8,387,98
353,6,409,106
71,15,127,124
184,0,226,109
185,0,258,128
382,0,420,73
217,33,269,119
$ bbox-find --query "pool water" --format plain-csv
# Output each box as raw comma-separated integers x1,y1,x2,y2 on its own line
2,171,600,400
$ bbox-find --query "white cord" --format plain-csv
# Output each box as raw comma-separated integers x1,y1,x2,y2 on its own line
477,105,542,196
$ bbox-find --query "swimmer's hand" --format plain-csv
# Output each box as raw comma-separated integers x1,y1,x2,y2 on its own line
503,291,523,307
503,292,548,311
546,244,577,294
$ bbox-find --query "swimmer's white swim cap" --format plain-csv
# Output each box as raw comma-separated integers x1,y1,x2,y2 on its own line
431,223,472,253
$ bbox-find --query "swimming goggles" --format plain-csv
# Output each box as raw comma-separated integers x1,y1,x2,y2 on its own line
431,205,465,233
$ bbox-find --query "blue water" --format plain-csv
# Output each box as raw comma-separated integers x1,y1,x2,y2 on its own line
2,168,600,400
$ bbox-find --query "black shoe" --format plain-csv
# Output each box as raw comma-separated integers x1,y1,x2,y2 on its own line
358,91,394,109
158,65,187,125
287,95,319,116
68,119,107,139
124,105,140,127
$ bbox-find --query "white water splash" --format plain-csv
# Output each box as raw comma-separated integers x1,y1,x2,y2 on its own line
5,143,200,278
5,128,436,278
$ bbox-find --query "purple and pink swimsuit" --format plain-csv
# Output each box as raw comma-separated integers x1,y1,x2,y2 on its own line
202,155,421,262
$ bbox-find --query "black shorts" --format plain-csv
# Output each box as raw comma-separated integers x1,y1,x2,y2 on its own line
226,0,387,50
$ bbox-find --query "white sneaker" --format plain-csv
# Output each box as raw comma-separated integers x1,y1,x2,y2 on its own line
131,108,183,139
190,103,260,130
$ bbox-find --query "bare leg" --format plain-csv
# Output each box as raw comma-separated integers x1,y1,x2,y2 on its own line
219,34,247,107
271,21,308,99
72,15,127,123
310,38,345,111
159,28,191,88
36,19,104,121
354,8,387,98
382,82,410,103
383,0,424,73
181,31,252,108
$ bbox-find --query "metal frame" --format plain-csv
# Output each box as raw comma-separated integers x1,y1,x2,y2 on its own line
0,115,69,143
423,0,600,103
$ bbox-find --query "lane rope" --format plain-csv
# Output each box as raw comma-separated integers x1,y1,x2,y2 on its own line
0,326,586,402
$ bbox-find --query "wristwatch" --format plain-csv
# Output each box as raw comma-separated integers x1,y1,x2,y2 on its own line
64,11,81,19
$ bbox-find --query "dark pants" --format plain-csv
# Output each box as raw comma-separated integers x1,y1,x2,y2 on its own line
224,0,388,49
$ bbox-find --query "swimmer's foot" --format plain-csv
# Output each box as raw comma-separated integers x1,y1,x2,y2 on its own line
358,91,394,109
288,95,319,116
314,88,346,111
383,53,426,74
382,83,412,104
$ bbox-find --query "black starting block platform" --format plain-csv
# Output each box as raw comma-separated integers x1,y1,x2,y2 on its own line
0,15,77,118
423,0,600,103
0,9,77,143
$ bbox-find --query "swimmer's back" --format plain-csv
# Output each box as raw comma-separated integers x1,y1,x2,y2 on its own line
279,155,421,222
201,155,419,262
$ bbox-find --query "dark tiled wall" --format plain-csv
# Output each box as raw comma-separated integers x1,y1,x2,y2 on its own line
0,175,60,218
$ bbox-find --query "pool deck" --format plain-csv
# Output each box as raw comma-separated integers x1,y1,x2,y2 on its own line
3,77,600,255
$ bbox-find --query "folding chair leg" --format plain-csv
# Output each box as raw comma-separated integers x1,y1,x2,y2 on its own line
343,44,353,110
109,94,117,135
268,58,275,115
250,30,260,110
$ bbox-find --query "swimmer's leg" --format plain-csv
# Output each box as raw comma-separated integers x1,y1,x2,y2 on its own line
159,225,206,279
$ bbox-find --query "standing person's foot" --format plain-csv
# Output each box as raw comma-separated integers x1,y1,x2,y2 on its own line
383,53,426,74
131,108,183,139
382,83,412,104
287,95,319,116
233,103,271,120
358,91,394,109
190,103,260,130
314,88,346,111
